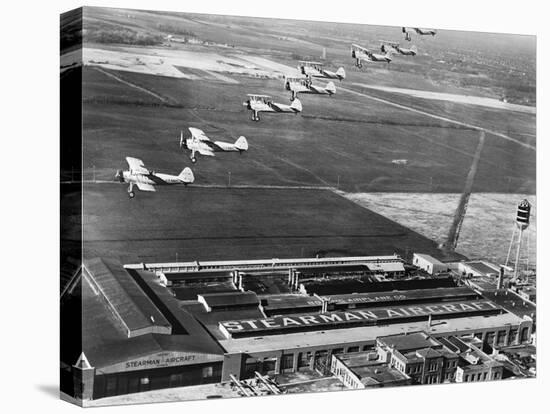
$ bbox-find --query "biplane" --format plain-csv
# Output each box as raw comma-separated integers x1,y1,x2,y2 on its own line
243,94,302,121
297,61,346,81
284,76,336,101
380,40,418,56
402,27,437,41
180,127,248,163
351,44,392,68
115,157,194,198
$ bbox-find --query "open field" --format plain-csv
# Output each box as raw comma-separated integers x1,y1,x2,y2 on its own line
345,193,536,265
72,185,462,263
79,66,534,194
61,7,536,269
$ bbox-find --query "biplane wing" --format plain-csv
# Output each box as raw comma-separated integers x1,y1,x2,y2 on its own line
189,127,210,141
126,157,149,175
135,182,156,192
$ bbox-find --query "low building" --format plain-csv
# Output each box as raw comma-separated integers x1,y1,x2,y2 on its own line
376,332,458,384
331,352,411,389
413,253,448,275
459,261,500,278
440,336,505,383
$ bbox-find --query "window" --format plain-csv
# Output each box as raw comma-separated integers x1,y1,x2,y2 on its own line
483,372,488,380
281,354,294,370
347,346,360,353
497,330,507,346
202,366,213,378
263,358,276,373
520,327,530,343
464,375,469,382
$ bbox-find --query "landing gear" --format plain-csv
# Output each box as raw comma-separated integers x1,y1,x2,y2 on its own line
251,112,260,122
129,191,135,198
191,157,197,163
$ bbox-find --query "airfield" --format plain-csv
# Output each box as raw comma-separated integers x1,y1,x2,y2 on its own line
61,7,536,266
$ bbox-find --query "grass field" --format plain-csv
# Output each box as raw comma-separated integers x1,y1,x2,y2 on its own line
345,193,536,265
61,7,536,269
76,185,462,264
80,66,534,194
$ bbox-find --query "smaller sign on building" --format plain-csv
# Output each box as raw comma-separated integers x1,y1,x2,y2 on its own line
101,351,221,374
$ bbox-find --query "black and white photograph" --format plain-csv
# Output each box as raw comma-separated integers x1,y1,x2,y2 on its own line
56,3,542,408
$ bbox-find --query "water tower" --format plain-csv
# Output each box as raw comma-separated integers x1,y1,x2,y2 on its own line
505,199,531,279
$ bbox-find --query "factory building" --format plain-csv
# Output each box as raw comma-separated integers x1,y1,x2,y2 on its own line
413,253,449,275
62,255,534,401
61,258,226,401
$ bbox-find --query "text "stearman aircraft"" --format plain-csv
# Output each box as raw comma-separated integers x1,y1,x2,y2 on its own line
402,27,437,41
180,127,248,163
351,44,392,68
243,94,302,121
115,157,194,198
284,76,336,101
380,40,418,56
298,61,346,81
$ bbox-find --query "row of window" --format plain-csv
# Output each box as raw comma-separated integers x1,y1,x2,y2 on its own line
463,370,500,382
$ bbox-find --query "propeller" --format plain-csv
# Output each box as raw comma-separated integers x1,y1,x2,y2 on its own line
179,131,188,149
115,169,124,182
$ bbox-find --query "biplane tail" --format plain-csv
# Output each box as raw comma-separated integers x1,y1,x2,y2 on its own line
290,98,302,113
178,167,195,184
326,81,336,95
411,45,418,55
336,67,346,80
235,136,248,152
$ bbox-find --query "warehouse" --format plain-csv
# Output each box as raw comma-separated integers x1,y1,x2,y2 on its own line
61,258,226,401
62,256,534,400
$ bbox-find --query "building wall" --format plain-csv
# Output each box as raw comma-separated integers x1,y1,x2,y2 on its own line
92,361,222,399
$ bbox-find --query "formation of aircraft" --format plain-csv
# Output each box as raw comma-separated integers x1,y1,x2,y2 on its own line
297,61,346,81
116,23,438,198
380,40,418,56
243,94,302,121
402,27,437,41
180,127,248,163
115,157,195,198
351,44,392,68
284,76,336,101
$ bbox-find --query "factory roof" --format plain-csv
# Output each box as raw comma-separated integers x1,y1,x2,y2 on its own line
261,294,323,311
82,258,171,336
218,312,526,354
62,261,226,372
377,331,441,351
302,277,458,296
323,287,479,307
367,262,405,273
198,291,259,310
463,261,500,276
